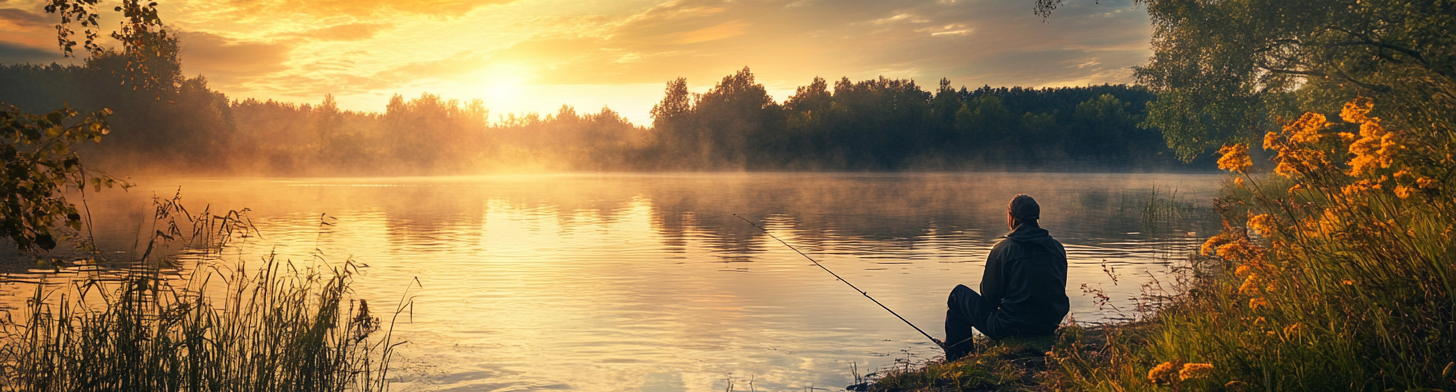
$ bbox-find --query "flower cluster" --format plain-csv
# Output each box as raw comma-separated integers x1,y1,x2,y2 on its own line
1248,97,1444,207
1217,143,1253,173
1247,214,1278,237
1149,360,1216,386
1179,363,1215,381
1148,360,1184,385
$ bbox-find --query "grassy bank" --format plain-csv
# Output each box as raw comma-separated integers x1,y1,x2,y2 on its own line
0,197,403,391
870,98,1455,391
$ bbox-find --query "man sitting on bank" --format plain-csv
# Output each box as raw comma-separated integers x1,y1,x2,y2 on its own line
938,194,1069,361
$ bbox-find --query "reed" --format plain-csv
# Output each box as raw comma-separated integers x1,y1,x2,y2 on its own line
0,193,404,391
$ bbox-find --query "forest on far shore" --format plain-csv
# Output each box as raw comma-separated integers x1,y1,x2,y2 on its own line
0,39,1214,174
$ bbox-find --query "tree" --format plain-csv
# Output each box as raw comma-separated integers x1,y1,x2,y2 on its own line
0,106,120,251
649,77,693,127
0,0,162,252
315,94,341,151
1135,0,1456,162
1067,94,1133,160
955,95,1014,147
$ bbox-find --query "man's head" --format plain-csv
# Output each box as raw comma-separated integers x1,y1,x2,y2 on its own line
1007,194,1040,229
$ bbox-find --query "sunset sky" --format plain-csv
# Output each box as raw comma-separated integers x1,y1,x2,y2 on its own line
0,0,1152,125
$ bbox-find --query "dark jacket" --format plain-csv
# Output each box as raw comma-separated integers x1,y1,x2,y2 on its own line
980,222,1069,337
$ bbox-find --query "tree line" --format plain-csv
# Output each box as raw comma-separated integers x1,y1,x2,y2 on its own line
643,68,1204,170
2,43,1211,174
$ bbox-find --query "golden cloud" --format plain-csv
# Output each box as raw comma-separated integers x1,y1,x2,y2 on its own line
665,19,750,44
176,31,293,79
0,7,49,28
283,23,393,41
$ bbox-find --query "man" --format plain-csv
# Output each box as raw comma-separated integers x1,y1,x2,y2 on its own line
938,194,1069,361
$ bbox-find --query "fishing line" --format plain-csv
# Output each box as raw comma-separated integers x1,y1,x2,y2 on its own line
733,214,939,345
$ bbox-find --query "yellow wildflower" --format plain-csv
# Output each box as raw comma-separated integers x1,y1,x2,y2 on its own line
1217,143,1253,173
1179,363,1215,381
1235,265,1251,276
1342,179,1381,196
1285,112,1327,144
1263,131,1280,150
1239,274,1260,294
1234,176,1246,188
1339,96,1374,124
1217,240,1266,262
1248,214,1277,237
1200,234,1230,257
1273,146,1300,178
1148,360,1183,385
1417,177,1438,189
1250,297,1269,310
1394,185,1413,199
1348,120,1399,176
1342,279,1355,285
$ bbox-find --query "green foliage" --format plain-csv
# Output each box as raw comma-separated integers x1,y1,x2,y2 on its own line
1137,0,1456,162
0,104,122,251
643,69,1192,171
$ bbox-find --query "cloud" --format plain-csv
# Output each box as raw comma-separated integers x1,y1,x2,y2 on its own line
216,0,514,18
16,0,1155,123
282,23,393,41
447,0,1148,94
176,31,294,80
871,13,929,24
664,19,750,44
367,49,491,87
0,40,64,64
0,7,48,28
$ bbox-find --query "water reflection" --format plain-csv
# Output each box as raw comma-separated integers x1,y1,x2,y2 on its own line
0,173,1222,391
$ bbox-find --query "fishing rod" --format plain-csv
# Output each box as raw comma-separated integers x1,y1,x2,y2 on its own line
733,214,939,345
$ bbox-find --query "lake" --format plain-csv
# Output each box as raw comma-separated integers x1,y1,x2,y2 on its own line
0,172,1224,391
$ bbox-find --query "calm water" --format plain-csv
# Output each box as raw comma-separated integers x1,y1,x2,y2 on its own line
0,172,1223,391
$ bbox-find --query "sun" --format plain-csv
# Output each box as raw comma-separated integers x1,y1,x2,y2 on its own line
477,64,534,103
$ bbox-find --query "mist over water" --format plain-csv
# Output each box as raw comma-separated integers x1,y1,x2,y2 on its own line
0,172,1223,391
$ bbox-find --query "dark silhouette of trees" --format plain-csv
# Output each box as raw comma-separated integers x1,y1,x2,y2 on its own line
0,0,164,252
645,67,784,169
5,46,1204,174
642,68,1200,171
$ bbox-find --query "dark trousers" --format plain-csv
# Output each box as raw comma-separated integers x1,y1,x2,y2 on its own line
945,284,998,346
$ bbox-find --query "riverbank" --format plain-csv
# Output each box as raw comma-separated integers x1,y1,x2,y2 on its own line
859,325,1109,391
865,98,1456,391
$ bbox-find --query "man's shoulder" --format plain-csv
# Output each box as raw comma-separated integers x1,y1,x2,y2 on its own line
993,236,1066,258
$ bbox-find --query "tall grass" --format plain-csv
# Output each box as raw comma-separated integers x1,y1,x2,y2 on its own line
0,193,405,391
1101,187,1219,236
1050,97,1456,390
